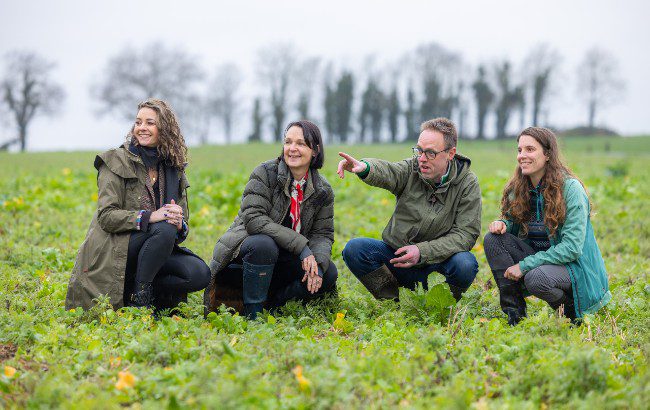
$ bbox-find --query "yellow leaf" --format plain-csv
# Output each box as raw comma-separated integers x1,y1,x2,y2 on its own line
292,366,311,391
4,366,16,378
109,357,121,369
115,370,136,390
333,311,354,333
91,193,98,202
62,168,71,176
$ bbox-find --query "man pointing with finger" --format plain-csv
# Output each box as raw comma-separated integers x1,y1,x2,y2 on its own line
338,118,481,301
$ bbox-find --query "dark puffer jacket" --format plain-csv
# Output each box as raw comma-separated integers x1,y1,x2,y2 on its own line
204,159,334,314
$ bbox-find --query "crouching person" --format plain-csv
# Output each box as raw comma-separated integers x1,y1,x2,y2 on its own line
205,120,338,319
484,127,611,325
65,99,210,312
339,118,481,301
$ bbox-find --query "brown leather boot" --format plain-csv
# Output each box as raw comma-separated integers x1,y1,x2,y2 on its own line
358,265,400,301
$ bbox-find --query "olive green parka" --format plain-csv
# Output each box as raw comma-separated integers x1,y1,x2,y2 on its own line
360,154,482,264
65,144,190,310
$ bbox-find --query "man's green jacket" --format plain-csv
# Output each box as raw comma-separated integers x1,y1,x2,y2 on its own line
360,154,482,264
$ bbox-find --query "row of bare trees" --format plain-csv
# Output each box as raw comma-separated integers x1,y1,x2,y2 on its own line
1,42,625,151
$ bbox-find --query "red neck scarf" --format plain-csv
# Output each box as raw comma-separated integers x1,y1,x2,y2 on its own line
290,170,308,232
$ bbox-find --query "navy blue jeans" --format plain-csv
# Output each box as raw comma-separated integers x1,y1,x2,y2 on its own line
342,238,478,290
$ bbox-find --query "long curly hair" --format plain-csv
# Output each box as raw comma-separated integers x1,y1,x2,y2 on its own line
500,127,588,238
127,98,187,169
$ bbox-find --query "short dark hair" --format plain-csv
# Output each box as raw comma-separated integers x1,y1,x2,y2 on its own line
420,117,458,149
279,120,325,169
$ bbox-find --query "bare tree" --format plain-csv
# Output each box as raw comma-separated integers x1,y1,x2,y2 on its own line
209,63,242,144
256,43,298,142
494,60,524,138
91,41,204,125
295,57,321,119
472,65,493,139
523,44,562,126
577,47,625,130
1,51,65,151
249,97,264,142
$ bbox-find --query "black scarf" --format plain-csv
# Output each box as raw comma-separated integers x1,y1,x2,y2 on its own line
128,141,179,203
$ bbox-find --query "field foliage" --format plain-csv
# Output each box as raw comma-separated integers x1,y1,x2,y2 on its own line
0,136,649,408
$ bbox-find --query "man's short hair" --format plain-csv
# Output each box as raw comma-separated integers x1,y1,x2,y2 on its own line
420,117,458,149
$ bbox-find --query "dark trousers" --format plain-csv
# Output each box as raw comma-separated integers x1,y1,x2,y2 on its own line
483,232,573,317
215,234,338,308
124,222,210,305
341,237,478,290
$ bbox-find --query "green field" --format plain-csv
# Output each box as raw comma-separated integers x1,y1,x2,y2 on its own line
1,136,649,408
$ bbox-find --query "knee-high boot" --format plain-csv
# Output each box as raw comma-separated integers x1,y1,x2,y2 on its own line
492,269,527,326
358,265,400,301
242,261,274,319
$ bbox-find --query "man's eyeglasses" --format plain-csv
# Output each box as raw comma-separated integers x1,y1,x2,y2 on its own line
412,146,450,160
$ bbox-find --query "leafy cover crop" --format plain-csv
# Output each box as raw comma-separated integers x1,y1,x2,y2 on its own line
1,137,648,408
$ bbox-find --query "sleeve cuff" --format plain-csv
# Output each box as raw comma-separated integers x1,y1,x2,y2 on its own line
357,160,371,179
137,210,152,231
176,219,189,243
299,245,313,260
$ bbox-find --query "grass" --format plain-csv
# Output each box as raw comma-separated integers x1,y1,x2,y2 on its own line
0,135,649,408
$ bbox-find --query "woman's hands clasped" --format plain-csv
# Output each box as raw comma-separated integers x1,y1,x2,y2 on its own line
149,199,184,231
301,255,322,294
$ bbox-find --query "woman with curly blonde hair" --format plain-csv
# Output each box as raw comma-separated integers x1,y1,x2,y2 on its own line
483,127,611,325
66,98,210,312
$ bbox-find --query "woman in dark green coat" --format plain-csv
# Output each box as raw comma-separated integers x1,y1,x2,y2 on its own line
66,99,210,312
484,127,610,325
205,120,337,319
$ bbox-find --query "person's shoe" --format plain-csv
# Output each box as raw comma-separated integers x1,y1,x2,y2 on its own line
129,282,154,308
492,269,527,326
358,265,400,301
242,261,274,320
154,291,188,316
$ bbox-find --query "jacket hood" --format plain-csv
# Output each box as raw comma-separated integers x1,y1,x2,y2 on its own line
412,152,473,189
94,144,139,179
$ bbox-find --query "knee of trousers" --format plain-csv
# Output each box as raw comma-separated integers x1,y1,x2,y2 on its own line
523,267,552,297
446,252,479,288
483,233,505,261
342,238,381,267
240,234,279,264
149,221,179,245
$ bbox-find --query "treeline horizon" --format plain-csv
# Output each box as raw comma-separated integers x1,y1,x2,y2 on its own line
1,41,626,151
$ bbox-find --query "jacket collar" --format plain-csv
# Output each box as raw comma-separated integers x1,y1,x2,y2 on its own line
277,159,318,201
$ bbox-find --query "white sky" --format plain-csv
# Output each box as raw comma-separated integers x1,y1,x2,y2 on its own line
1,0,649,150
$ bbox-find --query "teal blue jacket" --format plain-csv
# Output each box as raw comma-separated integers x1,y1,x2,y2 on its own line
502,178,611,318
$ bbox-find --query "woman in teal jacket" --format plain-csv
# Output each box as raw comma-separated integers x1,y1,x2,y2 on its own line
484,127,611,325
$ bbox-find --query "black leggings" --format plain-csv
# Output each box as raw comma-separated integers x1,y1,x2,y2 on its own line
216,234,338,307
484,232,573,306
124,222,210,300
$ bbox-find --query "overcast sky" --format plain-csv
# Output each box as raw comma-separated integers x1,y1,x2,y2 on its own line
1,0,648,151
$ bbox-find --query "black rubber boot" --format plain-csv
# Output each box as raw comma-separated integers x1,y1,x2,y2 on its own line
242,261,274,320
448,284,469,302
129,282,154,308
154,291,188,315
492,270,527,326
358,265,400,301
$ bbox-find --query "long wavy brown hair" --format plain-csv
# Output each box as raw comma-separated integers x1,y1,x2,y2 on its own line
500,127,588,237
127,98,187,169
